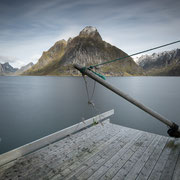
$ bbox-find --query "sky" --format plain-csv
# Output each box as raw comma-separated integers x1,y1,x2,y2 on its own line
0,0,180,68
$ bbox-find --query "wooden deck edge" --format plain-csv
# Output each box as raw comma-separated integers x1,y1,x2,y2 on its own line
0,109,114,167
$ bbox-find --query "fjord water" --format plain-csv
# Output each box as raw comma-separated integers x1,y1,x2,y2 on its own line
0,76,180,154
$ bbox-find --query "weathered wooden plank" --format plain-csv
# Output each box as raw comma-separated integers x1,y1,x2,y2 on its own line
58,126,124,173
99,147,135,180
98,132,155,180
1,119,180,180
148,139,174,180
124,135,162,180
53,127,137,180
0,110,114,167
39,127,124,179
111,134,160,180
172,140,180,180
88,131,155,180
159,139,180,180
0,119,110,175
39,119,111,156
9,121,120,179
13,122,124,180
70,130,141,180
111,133,155,180
44,125,132,180
33,119,113,161
136,136,168,180
0,120,116,179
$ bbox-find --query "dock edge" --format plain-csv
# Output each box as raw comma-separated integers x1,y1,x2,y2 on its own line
0,109,114,166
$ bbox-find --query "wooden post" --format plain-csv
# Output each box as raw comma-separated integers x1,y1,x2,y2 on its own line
74,64,180,137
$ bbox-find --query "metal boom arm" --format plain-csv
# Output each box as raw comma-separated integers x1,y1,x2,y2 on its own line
74,64,180,138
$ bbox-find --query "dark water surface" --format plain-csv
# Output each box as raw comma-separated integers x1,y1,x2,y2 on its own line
0,76,180,154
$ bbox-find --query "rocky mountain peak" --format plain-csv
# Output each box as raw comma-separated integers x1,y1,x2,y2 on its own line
55,39,67,45
137,49,180,69
136,49,180,75
24,26,144,76
0,63,3,73
14,62,34,75
29,62,34,66
67,37,72,44
79,26,102,41
0,62,18,75
3,62,10,66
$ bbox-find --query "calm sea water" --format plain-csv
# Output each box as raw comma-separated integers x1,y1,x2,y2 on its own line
0,76,180,154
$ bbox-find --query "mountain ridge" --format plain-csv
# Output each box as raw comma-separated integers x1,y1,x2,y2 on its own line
0,62,18,75
14,62,34,75
0,62,34,76
23,26,144,76
137,49,180,76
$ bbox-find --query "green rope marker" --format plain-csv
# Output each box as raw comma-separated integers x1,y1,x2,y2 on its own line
89,69,106,80
79,66,106,80
79,67,87,74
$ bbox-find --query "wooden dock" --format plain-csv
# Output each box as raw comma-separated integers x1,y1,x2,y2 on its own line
0,110,180,180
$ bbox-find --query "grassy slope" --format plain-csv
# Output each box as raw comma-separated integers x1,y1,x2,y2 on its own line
23,37,144,76
147,61,180,76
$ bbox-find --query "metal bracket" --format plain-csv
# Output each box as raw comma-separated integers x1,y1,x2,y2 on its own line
167,122,180,138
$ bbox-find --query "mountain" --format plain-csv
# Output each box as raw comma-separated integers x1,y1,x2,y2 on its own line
0,62,34,76
137,49,180,76
0,62,18,75
24,26,144,76
14,62,34,75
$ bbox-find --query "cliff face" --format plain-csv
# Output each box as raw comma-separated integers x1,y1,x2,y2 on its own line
0,64,3,75
24,26,144,76
137,49,180,76
0,62,34,76
14,62,34,75
0,62,18,75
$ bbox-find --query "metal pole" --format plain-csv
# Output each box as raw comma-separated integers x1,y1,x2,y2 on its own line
74,64,180,137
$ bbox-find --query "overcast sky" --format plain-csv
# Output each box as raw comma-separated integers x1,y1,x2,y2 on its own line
0,0,180,68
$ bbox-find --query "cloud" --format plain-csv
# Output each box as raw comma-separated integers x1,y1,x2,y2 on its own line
0,55,18,64
0,55,24,68
0,0,180,66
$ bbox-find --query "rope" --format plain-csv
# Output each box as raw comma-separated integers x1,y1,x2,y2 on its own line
83,75,96,105
82,75,104,126
68,76,95,137
87,40,180,69
91,80,96,101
